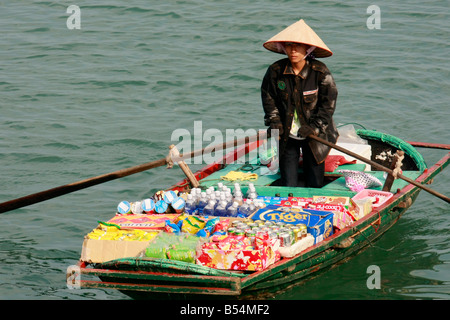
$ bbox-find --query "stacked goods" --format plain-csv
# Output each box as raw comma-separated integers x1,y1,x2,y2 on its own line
250,205,334,244
116,190,185,215
309,196,354,230
86,222,159,241
144,232,205,263
81,222,160,263
180,183,261,218
226,219,315,258
197,234,280,271
163,214,230,238
82,179,391,269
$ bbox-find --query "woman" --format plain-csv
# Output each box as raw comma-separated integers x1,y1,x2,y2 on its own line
261,19,338,188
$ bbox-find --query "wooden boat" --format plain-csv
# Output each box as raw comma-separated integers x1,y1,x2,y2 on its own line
72,129,449,299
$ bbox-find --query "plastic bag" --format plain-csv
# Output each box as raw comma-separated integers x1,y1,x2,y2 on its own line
337,124,368,145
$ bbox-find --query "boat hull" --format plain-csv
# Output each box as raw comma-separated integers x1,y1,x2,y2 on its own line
74,132,449,300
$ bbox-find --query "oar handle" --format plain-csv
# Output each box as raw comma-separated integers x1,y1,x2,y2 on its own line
308,134,450,204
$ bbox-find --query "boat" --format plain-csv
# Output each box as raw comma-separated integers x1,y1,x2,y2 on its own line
70,128,449,299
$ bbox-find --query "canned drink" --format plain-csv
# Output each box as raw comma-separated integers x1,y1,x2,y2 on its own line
245,230,256,238
278,227,289,234
276,221,286,227
234,228,245,236
252,227,261,234
270,226,280,233
292,227,301,241
227,227,236,235
297,224,307,237
264,221,274,227
248,222,258,229
256,220,266,227
268,231,278,239
256,230,268,240
232,220,242,227
236,222,247,228
279,232,292,247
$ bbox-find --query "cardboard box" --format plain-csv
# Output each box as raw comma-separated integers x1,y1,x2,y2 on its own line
80,224,159,263
250,205,334,244
81,237,156,264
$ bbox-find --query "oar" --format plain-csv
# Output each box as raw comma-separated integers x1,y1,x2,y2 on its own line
406,141,450,150
308,134,450,204
0,131,267,214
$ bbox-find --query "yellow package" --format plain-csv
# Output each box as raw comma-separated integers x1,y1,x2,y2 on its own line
181,216,206,234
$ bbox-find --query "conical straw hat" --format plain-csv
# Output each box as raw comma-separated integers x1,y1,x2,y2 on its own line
263,19,332,58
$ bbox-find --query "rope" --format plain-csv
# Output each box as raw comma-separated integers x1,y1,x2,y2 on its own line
392,153,405,179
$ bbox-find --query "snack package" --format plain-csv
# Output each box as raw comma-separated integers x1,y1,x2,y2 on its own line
181,216,206,234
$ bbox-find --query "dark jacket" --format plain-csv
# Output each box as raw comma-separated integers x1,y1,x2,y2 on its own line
261,58,339,164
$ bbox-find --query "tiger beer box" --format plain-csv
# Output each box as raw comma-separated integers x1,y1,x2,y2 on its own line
250,205,334,244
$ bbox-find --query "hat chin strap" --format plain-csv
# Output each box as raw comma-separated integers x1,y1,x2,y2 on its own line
303,46,316,60
277,43,316,58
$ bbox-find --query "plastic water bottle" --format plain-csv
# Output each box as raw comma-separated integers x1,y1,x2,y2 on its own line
248,201,257,215
238,201,251,217
184,194,197,215
246,183,257,199
225,193,234,209
215,200,227,217
196,192,208,214
202,200,216,216
226,201,239,217
208,193,217,208
233,191,244,206
233,183,241,196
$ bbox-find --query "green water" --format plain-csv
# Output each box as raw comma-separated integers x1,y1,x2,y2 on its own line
0,1,448,300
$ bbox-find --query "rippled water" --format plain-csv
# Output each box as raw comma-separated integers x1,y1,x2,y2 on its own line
0,0,448,300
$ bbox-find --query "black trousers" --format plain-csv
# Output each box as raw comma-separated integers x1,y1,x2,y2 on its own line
279,137,325,188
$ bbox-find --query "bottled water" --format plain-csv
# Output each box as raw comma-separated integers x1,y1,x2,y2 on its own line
238,200,257,217
215,200,227,217
246,183,258,199
233,183,241,197
197,193,208,214
225,193,233,209
202,200,216,216
209,193,217,206
238,200,251,217
184,194,197,215
233,191,244,206
226,201,239,217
